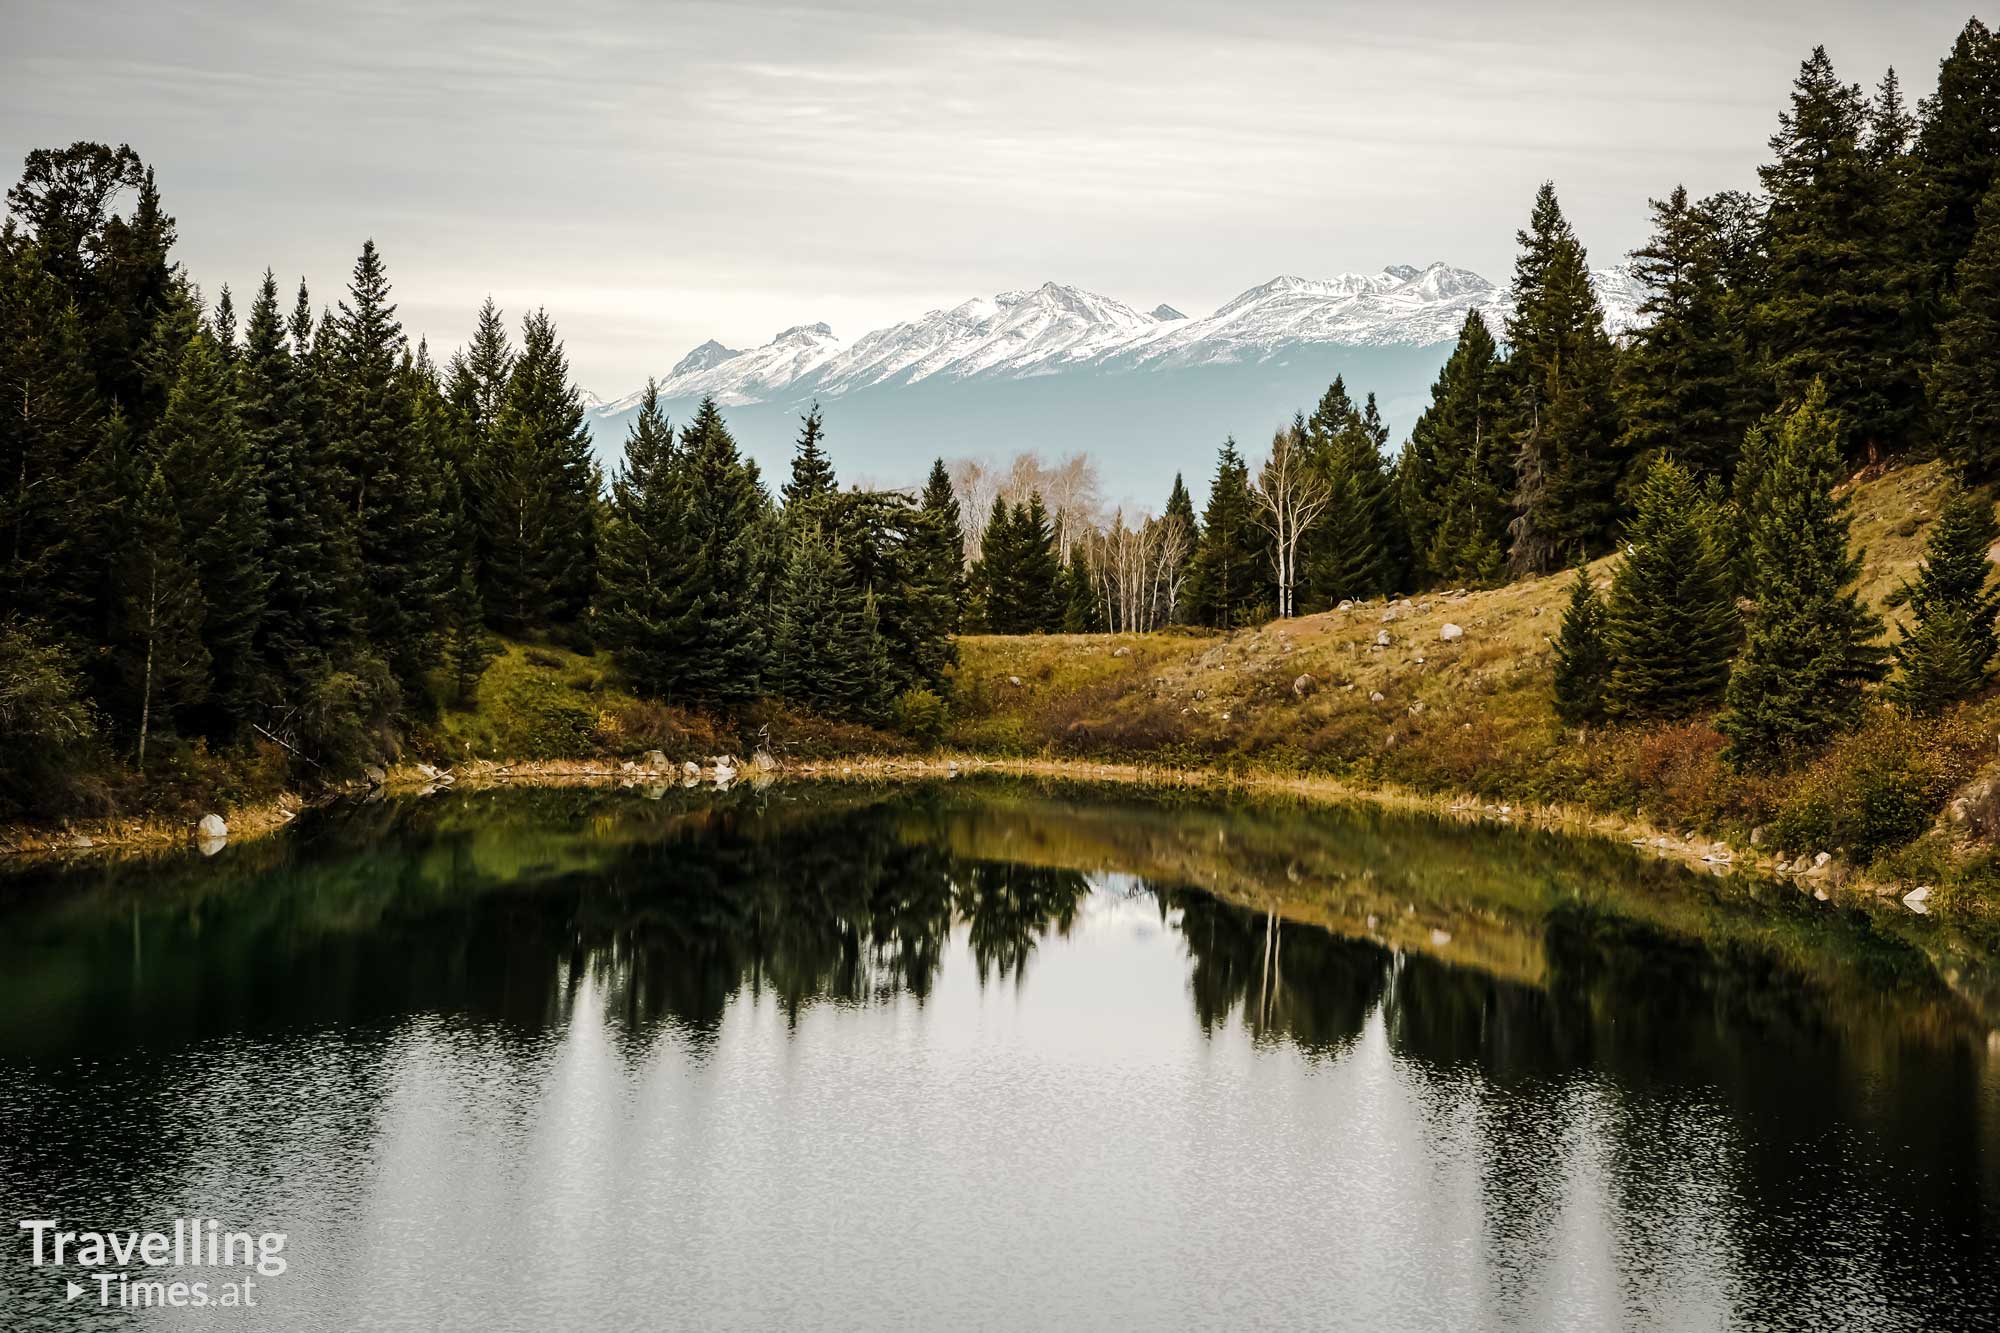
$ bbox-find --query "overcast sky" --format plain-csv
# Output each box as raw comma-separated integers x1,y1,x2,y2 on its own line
0,0,1983,394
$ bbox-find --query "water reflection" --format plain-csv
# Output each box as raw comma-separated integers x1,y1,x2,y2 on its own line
0,779,1995,1329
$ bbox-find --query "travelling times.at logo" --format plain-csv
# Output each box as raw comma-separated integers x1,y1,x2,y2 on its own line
17,1218,286,1311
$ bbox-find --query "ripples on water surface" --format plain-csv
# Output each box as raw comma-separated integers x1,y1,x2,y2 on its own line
0,779,1996,1330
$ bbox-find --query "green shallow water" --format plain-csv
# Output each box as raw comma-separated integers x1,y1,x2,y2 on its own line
0,778,1996,1330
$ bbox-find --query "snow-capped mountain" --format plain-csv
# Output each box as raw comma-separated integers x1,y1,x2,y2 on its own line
585,262,1648,501
601,261,1643,414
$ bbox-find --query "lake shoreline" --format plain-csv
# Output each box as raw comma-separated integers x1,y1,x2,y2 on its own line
0,751,1925,911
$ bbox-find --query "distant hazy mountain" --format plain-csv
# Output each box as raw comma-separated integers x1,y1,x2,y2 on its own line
586,262,1646,503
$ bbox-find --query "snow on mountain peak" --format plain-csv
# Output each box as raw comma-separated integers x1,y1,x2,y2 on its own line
632,263,1645,407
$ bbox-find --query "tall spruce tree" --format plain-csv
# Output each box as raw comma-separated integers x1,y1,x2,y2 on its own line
1757,47,1924,460
0,226,107,641
1912,19,2000,309
1719,384,1886,769
479,308,597,632
1552,566,1610,726
781,403,838,519
1401,310,1505,588
1599,457,1740,719
1504,183,1623,576
660,396,771,705
964,494,1011,633
1617,187,1760,483
239,271,344,676
977,493,1061,634
330,240,446,688
154,328,269,732
1930,180,2000,482
1159,472,1198,623
596,382,694,696
1888,484,2000,715
1185,439,1267,629
827,488,956,693
767,524,889,721
1301,379,1398,607
1060,546,1101,633
915,458,966,634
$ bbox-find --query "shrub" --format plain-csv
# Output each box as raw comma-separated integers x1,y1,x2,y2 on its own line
523,648,565,670
1769,707,1987,862
890,688,949,744
0,615,99,816
599,697,730,759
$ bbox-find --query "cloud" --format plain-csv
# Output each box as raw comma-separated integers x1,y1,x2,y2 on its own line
0,0,1979,393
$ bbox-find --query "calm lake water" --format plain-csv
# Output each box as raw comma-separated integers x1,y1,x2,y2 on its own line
1,779,1997,1331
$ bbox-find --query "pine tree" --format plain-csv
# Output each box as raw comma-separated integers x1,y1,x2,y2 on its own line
827,488,957,694
596,383,690,695
1599,457,1740,719
6,144,177,430
1185,439,1268,629
1160,472,1198,623
979,493,1061,634
330,240,445,688
1888,484,2000,715
1912,20,2000,306
238,271,348,679
660,396,771,706
781,402,838,520
1401,310,1505,588
211,285,237,367
440,563,499,706
479,308,597,632
0,230,107,641
1758,47,1924,460
1719,383,1886,769
154,328,269,731
1060,545,1101,633
767,524,888,720
1930,180,2000,482
1301,380,1398,607
1504,184,1623,576
915,458,965,634
964,494,1012,633
1552,566,1610,726
1616,187,1760,483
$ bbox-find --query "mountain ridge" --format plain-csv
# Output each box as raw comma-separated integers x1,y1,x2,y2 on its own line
592,261,1646,418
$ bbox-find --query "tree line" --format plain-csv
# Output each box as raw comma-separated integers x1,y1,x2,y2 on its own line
0,144,966,809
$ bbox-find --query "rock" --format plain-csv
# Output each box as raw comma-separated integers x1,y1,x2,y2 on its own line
363,764,387,787
1380,609,1400,623
196,813,228,840
1903,885,1933,914
1112,646,1131,657
1814,886,1830,901
681,760,700,778
1430,929,1452,947
1007,675,1023,687
1375,629,1392,647
639,750,668,771
1813,851,1832,868
1369,690,1385,703
71,834,94,849
1439,623,1464,642
1413,655,1426,665
1337,599,1355,611
1193,688,1206,701
751,749,777,774
1749,825,1768,848
1292,673,1317,697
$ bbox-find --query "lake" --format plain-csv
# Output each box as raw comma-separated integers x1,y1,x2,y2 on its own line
1,778,1996,1330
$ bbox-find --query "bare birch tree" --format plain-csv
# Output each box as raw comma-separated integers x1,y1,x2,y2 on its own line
1250,424,1331,618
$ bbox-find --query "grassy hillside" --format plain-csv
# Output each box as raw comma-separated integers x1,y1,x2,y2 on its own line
945,458,2000,903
